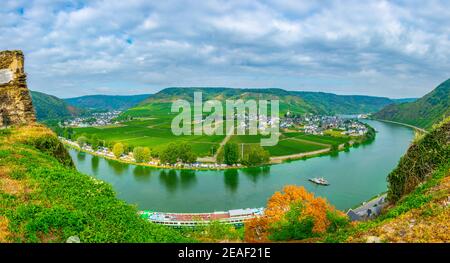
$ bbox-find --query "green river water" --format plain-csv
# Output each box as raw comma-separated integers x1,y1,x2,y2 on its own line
69,120,414,212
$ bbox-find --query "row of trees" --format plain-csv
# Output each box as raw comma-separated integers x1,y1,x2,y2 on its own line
159,143,197,164
74,134,268,166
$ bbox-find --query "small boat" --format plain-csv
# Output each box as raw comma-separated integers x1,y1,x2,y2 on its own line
308,177,330,186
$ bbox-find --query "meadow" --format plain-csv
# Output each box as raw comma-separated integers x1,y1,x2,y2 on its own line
73,101,352,158
229,133,348,157
74,119,225,157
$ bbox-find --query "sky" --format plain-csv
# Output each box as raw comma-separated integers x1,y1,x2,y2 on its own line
1,0,450,98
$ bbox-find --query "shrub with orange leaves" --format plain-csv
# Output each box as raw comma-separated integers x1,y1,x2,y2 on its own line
245,185,349,242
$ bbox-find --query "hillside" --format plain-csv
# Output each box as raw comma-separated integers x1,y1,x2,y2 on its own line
0,125,191,243
374,79,450,129
292,91,393,114
325,117,450,243
65,94,151,111
30,91,81,121
123,87,396,118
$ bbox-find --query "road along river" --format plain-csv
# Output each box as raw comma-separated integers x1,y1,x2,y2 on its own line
69,120,414,212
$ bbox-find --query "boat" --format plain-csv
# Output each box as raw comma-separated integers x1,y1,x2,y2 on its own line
308,177,330,186
138,208,265,227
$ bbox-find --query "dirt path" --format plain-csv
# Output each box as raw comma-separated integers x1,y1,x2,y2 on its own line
197,122,232,163
269,148,331,163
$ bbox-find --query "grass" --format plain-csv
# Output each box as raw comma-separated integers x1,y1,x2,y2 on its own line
74,119,224,157
0,125,193,243
74,119,352,158
229,135,329,157
322,156,449,243
72,102,357,159
282,132,350,146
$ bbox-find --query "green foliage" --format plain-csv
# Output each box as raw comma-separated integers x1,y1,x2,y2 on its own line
223,142,239,165
133,147,151,163
159,143,197,164
73,119,223,157
241,145,270,166
0,128,191,243
76,136,87,147
326,210,350,233
323,162,449,243
112,143,124,158
30,90,81,121
269,202,316,241
374,78,450,129
25,133,74,167
387,119,449,202
185,221,244,242
65,94,150,111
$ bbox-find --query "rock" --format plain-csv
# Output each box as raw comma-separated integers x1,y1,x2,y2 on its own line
366,236,382,243
66,236,81,243
0,50,36,127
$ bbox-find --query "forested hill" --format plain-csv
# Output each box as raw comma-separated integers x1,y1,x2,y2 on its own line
292,91,393,114
64,94,151,111
373,79,450,129
124,87,396,118
30,91,81,121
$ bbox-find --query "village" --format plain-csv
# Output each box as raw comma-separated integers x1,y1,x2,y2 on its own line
280,112,370,136
61,110,122,127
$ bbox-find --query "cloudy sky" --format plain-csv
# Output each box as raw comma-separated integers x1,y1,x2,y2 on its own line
1,0,449,98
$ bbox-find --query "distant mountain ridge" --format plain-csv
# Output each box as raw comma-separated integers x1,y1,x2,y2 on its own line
374,79,450,129
65,94,151,111
128,87,396,117
30,87,424,121
30,91,81,121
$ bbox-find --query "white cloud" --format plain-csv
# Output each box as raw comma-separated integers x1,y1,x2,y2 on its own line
0,0,449,98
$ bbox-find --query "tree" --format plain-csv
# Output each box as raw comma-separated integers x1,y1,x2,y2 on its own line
76,136,87,147
90,134,100,150
244,185,348,242
178,143,197,163
133,146,151,163
112,143,124,158
159,143,179,164
142,147,151,162
223,142,239,165
242,145,270,166
159,143,197,164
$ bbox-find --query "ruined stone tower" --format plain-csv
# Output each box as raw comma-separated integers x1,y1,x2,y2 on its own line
0,50,36,127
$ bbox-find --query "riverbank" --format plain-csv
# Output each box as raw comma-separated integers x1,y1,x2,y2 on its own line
62,140,245,171
62,137,361,170
69,120,415,213
372,118,429,133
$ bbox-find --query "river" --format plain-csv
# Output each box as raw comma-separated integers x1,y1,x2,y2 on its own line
69,120,414,212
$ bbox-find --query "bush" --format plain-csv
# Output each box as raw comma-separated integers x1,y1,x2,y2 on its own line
76,136,87,147
241,145,270,166
133,147,151,163
223,143,239,165
112,143,124,158
245,185,348,242
387,119,449,202
159,143,197,164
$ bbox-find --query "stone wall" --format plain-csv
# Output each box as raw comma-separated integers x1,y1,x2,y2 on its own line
0,50,36,127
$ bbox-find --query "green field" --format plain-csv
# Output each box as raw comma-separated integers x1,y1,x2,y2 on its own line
74,119,352,158
73,102,353,159
282,132,350,146
74,119,225,157
228,132,350,157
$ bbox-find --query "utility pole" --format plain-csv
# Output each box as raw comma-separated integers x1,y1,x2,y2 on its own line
241,143,244,159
